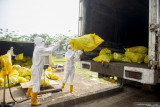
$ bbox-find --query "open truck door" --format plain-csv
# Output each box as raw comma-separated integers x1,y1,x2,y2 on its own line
124,0,160,85
78,0,160,88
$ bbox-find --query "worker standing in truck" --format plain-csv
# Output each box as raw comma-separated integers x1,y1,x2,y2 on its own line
26,36,64,106
61,45,83,93
7,46,16,56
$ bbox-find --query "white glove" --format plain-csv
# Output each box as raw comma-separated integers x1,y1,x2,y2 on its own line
78,50,83,56
59,39,65,45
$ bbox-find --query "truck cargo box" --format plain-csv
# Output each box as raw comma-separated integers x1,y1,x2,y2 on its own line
79,0,160,84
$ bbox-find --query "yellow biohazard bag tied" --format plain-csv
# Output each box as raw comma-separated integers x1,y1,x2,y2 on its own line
99,48,111,55
15,53,23,60
0,53,13,78
125,46,147,54
41,77,50,86
113,52,125,62
46,71,59,80
69,33,104,52
125,52,146,63
121,57,132,63
144,55,148,64
93,54,113,63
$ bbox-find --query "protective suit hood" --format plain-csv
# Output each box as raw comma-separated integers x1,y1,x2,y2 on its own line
33,37,44,66
34,37,44,46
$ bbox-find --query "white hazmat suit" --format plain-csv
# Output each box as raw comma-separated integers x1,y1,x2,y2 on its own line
62,45,82,93
28,37,64,93
7,47,15,56
27,37,64,106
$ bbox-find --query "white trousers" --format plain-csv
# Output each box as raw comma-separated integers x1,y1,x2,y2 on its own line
63,70,75,85
28,66,43,93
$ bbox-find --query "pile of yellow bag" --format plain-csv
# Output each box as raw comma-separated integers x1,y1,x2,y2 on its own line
93,48,113,63
69,33,104,52
0,64,31,88
12,56,32,68
125,46,148,63
41,77,50,86
15,53,23,60
93,46,148,64
0,53,13,78
45,67,59,80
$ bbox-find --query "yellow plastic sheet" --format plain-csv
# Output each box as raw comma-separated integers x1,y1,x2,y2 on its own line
93,54,113,63
125,46,147,54
113,52,125,62
15,53,23,60
125,52,146,63
69,33,104,52
144,55,148,64
0,53,13,78
99,48,111,55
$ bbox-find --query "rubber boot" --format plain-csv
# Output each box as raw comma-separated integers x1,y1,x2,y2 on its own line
70,85,73,93
61,83,65,90
26,88,32,97
31,93,41,106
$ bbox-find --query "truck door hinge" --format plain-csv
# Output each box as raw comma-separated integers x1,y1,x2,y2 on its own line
149,60,158,69
150,24,159,32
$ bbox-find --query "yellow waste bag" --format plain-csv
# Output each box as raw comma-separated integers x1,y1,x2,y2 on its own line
46,67,52,72
125,52,146,63
69,33,104,52
46,71,59,80
24,76,31,81
52,61,55,66
0,53,13,78
0,78,3,86
41,77,50,86
19,67,31,77
93,54,113,63
113,52,125,62
15,53,23,60
121,57,132,63
9,69,19,77
18,76,28,83
99,48,111,55
125,46,147,54
144,55,148,64
2,76,18,88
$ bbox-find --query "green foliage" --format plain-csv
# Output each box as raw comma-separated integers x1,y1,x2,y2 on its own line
0,28,78,51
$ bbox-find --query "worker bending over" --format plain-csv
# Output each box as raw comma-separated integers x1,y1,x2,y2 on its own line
26,37,64,106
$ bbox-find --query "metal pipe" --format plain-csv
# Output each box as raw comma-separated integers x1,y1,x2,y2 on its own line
43,70,45,88
157,0,159,25
3,76,6,104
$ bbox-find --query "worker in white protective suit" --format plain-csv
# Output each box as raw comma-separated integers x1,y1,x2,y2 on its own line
61,45,83,93
7,47,16,56
26,37,64,106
